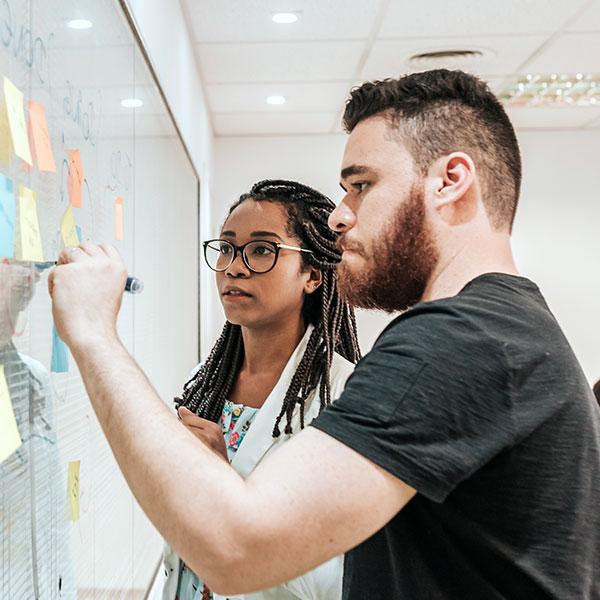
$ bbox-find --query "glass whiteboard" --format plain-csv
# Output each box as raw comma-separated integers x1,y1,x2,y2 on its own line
0,0,200,597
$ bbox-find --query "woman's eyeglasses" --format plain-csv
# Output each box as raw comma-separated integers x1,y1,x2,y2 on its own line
203,239,313,274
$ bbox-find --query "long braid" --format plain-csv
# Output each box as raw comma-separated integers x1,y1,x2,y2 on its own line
175,179,362,434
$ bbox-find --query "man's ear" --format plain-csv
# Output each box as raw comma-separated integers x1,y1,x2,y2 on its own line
305,268,323,295
433,152,476,203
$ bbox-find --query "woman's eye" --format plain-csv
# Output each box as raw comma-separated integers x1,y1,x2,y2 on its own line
253,244,274,256
219,244,232,255
353,182,368,193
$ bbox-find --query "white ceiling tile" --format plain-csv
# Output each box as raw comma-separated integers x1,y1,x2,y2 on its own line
379,0,588,38
361,36,548,81
207,82,351,113
184,0,381,42
566,0,600,32
588,115,600,127
214,112,336,135
505,106,600,129
199,41,364,83
520,32,600,74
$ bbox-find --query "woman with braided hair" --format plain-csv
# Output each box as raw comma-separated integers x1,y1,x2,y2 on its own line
161,180,361,600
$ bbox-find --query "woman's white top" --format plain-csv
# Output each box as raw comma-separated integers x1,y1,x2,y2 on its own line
160,324,355,600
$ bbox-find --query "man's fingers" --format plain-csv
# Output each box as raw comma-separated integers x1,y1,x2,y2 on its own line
79,241,105,257
58,246,89,264
99,243,121,260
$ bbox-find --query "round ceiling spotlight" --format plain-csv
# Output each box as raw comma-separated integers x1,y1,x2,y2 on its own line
67,19,93,30
408,47,494,68
266,95,286,105
272,12,299,24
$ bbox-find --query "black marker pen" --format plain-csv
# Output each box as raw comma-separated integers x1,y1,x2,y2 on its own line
34,261,144,295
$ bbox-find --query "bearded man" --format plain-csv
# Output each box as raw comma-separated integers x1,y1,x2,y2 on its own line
49,69,599,600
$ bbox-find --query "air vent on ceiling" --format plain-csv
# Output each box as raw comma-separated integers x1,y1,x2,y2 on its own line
408,48,493,68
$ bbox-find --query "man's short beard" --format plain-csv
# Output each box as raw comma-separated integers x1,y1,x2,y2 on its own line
338,185,438,313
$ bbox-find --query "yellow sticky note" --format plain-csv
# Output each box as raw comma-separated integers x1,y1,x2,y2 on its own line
3,77,32,166
67,460,80,521
60,206,79,248
115,196,123,241
0,101,12,167
0,365,22,463
29,100,56,173
17,185,44,261
67,149,83,208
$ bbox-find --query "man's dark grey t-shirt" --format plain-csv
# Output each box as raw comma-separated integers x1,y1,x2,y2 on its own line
312,273,600,599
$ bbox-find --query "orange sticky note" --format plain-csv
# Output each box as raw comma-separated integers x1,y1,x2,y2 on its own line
67,460,80,521
0,365,22,463
29,100,56,172
17,185,44,261
67,149,83,207
115,196,123,241
3,77,32,166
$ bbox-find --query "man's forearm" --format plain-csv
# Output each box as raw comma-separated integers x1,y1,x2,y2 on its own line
70,335,248,584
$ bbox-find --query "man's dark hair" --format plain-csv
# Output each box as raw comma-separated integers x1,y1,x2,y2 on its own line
343,69,522,231
176,180,361,437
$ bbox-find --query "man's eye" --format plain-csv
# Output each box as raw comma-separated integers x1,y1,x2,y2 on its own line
353,182,368,193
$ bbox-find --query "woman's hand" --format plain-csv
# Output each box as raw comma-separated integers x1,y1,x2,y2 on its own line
177,407,228,461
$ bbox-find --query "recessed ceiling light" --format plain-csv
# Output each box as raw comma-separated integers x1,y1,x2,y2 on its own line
121,98,143,108
500,73,600,108
67,19,93,29
272,12,299,24
266,95,286,105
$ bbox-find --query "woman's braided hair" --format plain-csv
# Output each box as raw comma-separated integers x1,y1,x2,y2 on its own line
175,179,361,437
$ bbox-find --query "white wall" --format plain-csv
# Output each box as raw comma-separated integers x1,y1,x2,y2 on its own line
125,0,216,358
213,130,600,383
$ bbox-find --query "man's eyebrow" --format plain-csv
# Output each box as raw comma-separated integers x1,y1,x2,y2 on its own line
340,165,373,180
221,230,236,237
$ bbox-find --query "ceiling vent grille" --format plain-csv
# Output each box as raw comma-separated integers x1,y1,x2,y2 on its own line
408,48,492,68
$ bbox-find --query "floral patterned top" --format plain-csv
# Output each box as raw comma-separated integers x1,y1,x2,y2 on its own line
176,400,260,600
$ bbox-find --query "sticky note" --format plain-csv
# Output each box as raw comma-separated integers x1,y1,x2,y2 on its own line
60,206,79,249
29,100,56,173
0,173,15,258
115,196,123,241
67,460,80,521
0,102,12,167
16,185,43,261
67,149,83,208
51,324,68,373
3,77,32,166
0,365,22,463
76,225,82,243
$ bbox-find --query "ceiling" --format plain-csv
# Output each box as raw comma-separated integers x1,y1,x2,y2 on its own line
181,0,600,136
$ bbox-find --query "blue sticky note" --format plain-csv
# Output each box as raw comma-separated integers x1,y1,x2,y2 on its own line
75,225,82,243
51,324,68,373
0,173,15,258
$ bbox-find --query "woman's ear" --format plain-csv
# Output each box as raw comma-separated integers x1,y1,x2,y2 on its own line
304,267,323,295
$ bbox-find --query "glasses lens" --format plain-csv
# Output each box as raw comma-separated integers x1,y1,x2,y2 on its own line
205,240,234,271
244,241,277,273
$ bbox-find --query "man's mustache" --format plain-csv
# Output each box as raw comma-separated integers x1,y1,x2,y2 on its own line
337,235,366,255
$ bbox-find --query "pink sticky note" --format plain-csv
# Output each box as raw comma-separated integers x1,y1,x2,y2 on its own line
29,100,56,173
115,196,123,241
67,149,83,207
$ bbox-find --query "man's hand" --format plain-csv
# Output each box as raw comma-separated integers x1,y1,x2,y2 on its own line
48,243,127,350
178,406,229,461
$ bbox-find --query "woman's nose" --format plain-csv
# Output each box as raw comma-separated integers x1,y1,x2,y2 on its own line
225,251,250,277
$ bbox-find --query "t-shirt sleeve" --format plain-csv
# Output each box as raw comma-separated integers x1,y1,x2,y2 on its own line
310,306,515,502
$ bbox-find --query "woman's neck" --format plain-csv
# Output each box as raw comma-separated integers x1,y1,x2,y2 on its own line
240,316,307,376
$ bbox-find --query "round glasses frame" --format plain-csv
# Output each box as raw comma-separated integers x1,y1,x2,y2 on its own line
203,239,313,274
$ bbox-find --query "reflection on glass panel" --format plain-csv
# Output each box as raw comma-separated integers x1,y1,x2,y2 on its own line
0,0,199,598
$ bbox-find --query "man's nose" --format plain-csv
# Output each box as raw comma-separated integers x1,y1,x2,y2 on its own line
328,199,356,233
